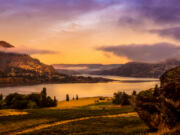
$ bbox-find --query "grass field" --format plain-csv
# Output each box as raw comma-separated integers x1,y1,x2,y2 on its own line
23,117,148,135
0,97,149,135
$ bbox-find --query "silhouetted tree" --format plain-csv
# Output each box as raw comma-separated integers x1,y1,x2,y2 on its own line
53,96,57,106
66,94,70,101
0,94,3,101
40,87,47,107
72,96,75,100
154,84,159,96
76,94,79,100
132,90,137,96
113,92,130,105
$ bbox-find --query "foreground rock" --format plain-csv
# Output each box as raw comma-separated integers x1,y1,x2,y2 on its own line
135,66,180,133
0,52,112,87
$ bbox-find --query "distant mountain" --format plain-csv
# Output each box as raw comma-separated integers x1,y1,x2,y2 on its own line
53,64,122,75
0,41,14,48
91,59,180,78
0,52,112,87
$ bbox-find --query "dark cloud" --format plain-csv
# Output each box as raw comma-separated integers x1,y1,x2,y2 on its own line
122,0,180,25
4,47,58,55
150,27,180,41
0,41,14,48
0,0,121,20
118,0,180,41
97,43,180,62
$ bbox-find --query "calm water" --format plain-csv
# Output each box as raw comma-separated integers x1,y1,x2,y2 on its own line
0,75,159,101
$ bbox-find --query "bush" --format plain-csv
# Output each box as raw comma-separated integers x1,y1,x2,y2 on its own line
0,94,3,101
76,94,79,100
132,90,137,96
2,87,58,109
113,92,130,105
27,100,37,109
66,94,70,101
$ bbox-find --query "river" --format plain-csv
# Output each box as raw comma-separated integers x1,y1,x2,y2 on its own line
0,75,159,101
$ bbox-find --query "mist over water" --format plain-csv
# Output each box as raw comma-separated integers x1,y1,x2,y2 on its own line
0,75,159,101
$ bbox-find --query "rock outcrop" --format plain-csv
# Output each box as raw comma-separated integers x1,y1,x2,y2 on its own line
135,66,180,132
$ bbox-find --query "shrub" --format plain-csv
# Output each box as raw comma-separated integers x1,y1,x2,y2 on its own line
0,94,3,101
27,100,37,109
66,94,70,101
113,92,130,105
3,87,58,109
76,94,79,100
132,90,137,96
28,94,41,106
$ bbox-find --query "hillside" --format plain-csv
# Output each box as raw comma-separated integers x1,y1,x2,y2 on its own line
53,64,122,75
91,59,180,78
0,52,112,87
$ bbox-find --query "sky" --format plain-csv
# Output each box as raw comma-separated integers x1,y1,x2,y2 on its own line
0,0,180,64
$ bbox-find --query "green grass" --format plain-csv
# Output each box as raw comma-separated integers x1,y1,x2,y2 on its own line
23,116,148,135
0,106,134,134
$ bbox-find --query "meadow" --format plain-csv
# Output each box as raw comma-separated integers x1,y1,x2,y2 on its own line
0,97,148,135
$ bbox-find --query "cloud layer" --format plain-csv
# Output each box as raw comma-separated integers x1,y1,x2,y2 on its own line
0,46,57,55
98,43,180,62
119,0,180,41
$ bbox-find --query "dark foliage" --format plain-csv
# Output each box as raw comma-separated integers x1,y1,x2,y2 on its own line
113,92,130,105
0,94,2,101
1,87,57,109
76,94,79,100
66,94,70,101
132,90,137,96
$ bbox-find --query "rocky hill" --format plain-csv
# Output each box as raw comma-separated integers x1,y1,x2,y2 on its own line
135,66,180,133
91,59,180,78
0,52,111,87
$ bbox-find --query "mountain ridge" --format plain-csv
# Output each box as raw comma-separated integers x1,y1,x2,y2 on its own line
91,59,180,78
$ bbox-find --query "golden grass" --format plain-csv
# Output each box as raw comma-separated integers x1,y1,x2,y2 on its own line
0,118,52,134
13,112,138,135
56,97,111,109
0,109,28,117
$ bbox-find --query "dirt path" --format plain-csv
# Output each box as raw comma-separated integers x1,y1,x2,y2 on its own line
10,112,137,135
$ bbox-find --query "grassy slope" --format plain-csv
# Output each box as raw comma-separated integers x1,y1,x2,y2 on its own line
0,98,148,135
23,117,148,135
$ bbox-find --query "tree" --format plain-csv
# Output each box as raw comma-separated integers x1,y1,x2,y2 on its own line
113,92,130,105
0,94,3,101
53,96,57,106
72,96,75,100
40,87,47,107
154,84,159,96
76,94,79,100
66,94,70,102
132,90,137,96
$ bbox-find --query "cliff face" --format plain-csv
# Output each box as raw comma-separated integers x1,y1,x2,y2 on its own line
135,66,180,133
92,60,180,78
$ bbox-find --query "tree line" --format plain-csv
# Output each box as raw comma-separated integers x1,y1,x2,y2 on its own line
0,87,57,109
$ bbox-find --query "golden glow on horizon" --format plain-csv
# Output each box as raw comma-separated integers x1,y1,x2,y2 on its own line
0,2,179,65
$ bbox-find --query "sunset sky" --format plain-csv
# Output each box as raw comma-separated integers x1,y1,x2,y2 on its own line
0,0,180,64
